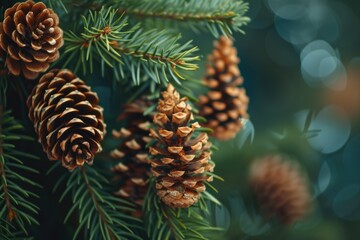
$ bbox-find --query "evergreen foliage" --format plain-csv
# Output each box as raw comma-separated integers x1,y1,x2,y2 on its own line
0,0,251,239
63,8,199,86
144,178,222,240
0,107,40,239
112,0,250,37
53,163,142,240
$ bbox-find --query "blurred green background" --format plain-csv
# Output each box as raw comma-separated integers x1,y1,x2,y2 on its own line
197,0,360,239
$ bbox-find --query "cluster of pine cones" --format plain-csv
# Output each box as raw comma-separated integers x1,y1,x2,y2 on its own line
0,0,104,170
110,36,250,212
1,0,311,224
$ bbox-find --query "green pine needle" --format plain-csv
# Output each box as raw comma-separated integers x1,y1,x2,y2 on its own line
0,107,40,238
112,0,250,38
144,178,222,240
63,7,200,86
55,164,143,240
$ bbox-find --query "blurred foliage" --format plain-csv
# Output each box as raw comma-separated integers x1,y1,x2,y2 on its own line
199,0,360,239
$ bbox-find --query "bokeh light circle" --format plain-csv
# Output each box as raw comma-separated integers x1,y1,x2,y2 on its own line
275,16,317,46
295,106,351,154
318,162,331,194
267,0,310,20
300,41,346,90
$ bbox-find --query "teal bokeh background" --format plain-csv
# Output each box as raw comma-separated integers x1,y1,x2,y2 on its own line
197,0,360,239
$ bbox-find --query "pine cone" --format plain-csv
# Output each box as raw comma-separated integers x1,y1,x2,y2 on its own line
249,155,311,225
0,1,63,80
149,84,214,208
27,69,105,170
111,99,152,211
199,36,249,141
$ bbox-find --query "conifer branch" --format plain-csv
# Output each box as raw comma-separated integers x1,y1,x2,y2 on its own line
0,218,15,239
144,178,222,240
0,107,40,238
0,105,14,222
55,164,143,240
44,0,249,38
63,8,199,86
112,0,250,37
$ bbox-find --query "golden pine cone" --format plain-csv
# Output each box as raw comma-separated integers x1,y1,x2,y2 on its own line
249,155,311,225
111,99,152,209
149,84,214,208
199,36,249,141
27,69,105,170
0,1,63,80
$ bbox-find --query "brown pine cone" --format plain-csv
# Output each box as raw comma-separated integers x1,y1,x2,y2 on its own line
199,36,249,141
111,99,153,211
0,1,63,80
27,69,105,170
249,155,311,225
149,84,214,208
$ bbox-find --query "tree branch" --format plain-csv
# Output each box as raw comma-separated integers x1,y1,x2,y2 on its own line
0,104,16,222
117,8,237,22
63,8,199,85
111,0,250,37
58,164,140,239
162,204,181,240
78,25,186,68
80,167,116,240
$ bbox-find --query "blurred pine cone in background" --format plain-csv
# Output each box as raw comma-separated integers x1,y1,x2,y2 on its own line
111,99,153,216
0,0,63,80
249,155,311,225
199,36,249,141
